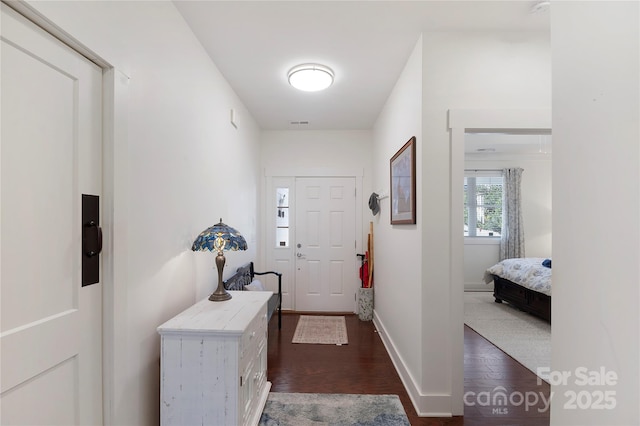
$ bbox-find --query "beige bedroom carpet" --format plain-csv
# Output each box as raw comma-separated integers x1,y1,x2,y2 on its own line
292,315,348,345
464,291,551,382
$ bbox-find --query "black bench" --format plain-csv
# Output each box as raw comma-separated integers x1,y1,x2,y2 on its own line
223,262,282,329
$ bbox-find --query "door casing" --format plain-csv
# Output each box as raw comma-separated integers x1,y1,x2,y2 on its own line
264,169,364,312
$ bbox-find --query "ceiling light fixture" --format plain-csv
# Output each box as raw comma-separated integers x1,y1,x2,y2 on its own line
530,1,550,14
287,63,334,92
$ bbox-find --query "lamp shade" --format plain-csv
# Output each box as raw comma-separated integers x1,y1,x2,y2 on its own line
192,219,247,302
191,219,247,254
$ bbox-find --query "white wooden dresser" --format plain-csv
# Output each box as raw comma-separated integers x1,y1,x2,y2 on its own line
157,291,272,426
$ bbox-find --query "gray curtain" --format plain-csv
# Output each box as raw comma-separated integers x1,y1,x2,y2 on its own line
500,168,525,260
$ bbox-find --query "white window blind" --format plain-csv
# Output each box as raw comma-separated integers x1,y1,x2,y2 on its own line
464,171,503,237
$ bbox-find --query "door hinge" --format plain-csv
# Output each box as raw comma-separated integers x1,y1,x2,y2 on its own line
240,375,243,387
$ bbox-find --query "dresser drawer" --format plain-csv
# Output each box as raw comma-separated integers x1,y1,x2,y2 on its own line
240,307,267,362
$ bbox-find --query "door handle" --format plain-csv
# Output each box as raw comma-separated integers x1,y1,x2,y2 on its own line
84,220,103,257
82,194,101,286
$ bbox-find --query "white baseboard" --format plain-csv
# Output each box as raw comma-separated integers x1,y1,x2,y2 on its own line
372,311,453,417
464,282,494,292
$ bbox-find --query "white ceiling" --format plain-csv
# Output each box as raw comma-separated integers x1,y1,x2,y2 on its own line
465,132,552,155
173,1,550,131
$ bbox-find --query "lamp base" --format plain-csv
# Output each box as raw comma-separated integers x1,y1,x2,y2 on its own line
209,252,232,302
208,289,232,302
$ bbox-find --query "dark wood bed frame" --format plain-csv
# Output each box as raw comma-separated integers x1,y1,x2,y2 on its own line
492,274,551,323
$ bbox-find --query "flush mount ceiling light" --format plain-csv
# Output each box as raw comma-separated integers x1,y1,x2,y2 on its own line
530,1,550,14
287,64,334,92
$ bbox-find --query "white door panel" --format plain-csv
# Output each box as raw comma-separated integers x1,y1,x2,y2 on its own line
1,356,78,426
1,4,103,425
295,177,356,312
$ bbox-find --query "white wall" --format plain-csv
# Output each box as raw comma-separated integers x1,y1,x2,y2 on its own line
26,2,261,425
372,35,425,411
261,130,372,173
260,130,372,213
551,2,639,424
464,153,552,289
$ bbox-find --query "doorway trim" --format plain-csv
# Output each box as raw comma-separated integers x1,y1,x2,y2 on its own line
3,0,110,68
448,108,551,414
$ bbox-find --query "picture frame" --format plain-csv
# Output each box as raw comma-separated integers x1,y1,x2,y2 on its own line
390,136,416,225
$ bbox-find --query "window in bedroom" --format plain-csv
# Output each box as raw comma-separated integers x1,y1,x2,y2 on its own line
464,171,503,237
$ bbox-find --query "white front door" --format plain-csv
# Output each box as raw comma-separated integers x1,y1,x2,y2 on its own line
1,5,103,425
295,177,357,312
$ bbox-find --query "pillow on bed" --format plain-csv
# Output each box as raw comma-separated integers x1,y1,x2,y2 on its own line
244,279,265,291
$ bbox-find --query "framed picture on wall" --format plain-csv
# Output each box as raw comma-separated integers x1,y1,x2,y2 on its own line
390,136,416,225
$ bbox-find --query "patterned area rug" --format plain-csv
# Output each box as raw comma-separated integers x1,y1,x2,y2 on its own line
464,291,551,382
259,393,410,426
292,315,348,345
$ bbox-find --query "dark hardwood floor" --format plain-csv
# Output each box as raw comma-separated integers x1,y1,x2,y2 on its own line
267,313,550,425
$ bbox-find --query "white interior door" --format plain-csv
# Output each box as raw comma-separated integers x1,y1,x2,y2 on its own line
1,5,103,425
295,177,357,312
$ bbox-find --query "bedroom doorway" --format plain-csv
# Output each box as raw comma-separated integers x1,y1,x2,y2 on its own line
448,108,552,414
462,131,553,396
462,131,552,292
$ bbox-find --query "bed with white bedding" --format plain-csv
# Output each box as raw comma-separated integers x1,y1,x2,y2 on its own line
483,257,552,322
